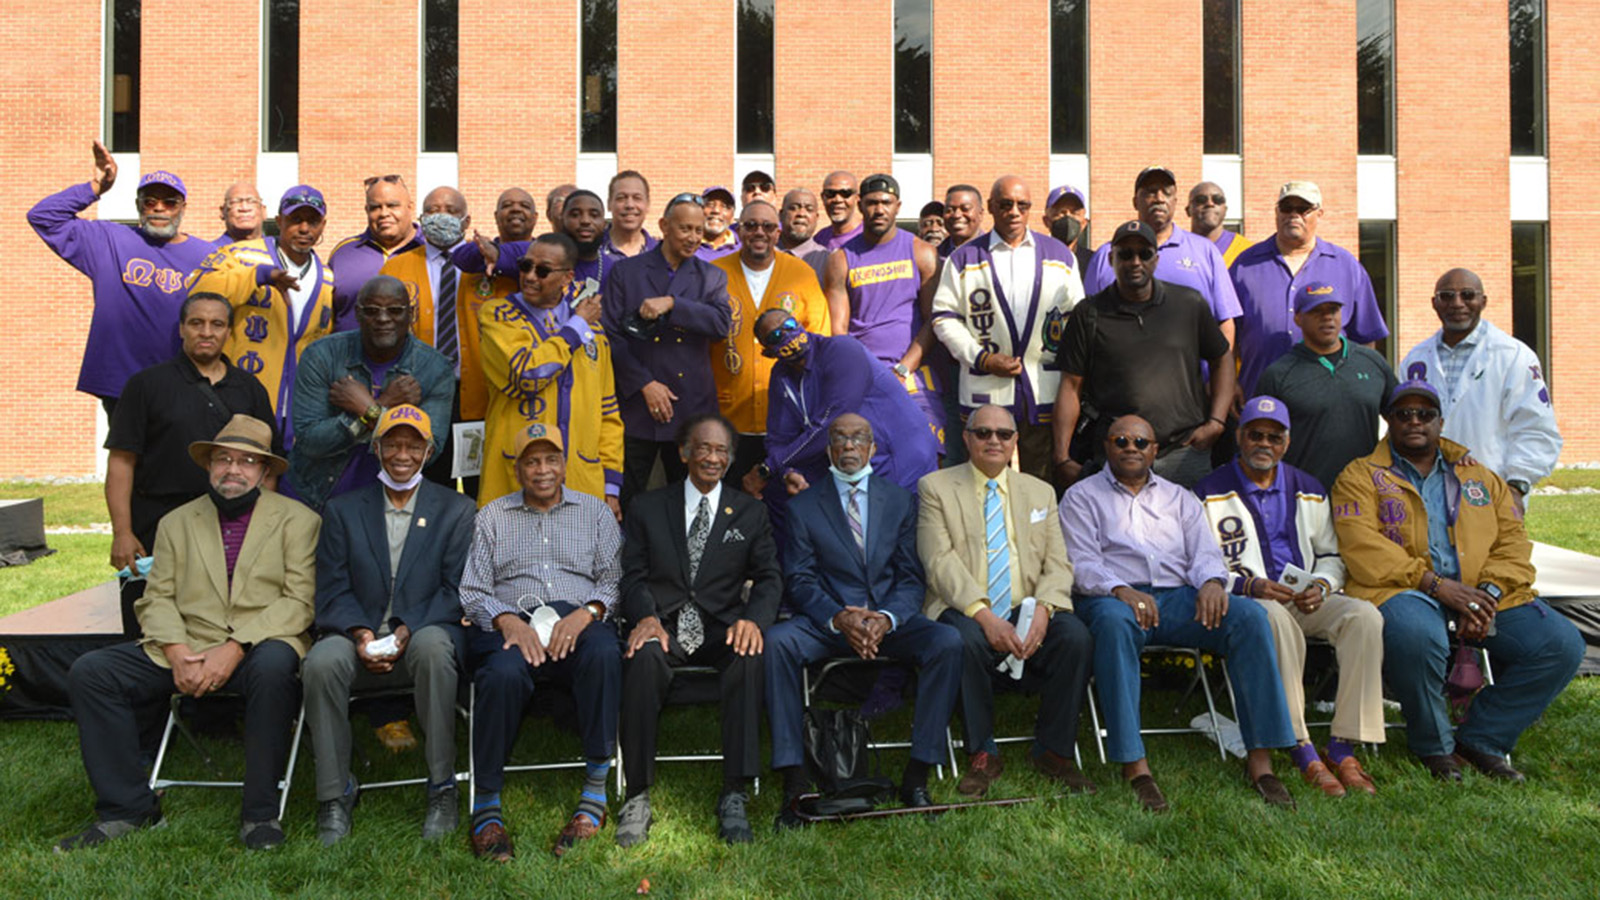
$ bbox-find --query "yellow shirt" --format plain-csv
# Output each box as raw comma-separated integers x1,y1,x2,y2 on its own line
710,252,831,433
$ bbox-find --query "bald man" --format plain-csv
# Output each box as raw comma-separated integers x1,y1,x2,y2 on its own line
813,171,864,250
1184,181,1250,268
330,176,423,330
216,181,266,245
777,188,829,282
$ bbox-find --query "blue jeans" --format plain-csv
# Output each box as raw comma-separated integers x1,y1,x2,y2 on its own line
1076,585,1295,763
1379,591,1584,757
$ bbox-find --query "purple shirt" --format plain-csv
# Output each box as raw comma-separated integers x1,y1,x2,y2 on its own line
815,222,864,251
1233,461,1298,580
694,231,740,263
780,235,830,283
220,507,254,583
1083,224,1242,323
328,225,424,331
326,355,397,501
28,183,220,399
1059,466,1230,595
1228,237,1390,397
841,228,921,365
601,227,658,263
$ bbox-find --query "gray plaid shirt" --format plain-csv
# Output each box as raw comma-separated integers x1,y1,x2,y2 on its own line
459,488,623,631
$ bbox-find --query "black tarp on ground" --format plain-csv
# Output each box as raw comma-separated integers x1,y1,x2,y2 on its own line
1549,597,1600,676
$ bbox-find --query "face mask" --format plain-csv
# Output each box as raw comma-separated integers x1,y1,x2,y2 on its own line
378,467,425,492
829,460,873,486
419,212,465,248
762,326,810,362
207,484,261,518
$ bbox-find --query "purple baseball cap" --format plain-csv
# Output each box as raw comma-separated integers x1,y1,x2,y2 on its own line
1388,379,1441,409
278,185,327,218
702,185,736,205
1047,184,1087,213
1240,396,1291,430
136,170,187,198
1292,281,1342,315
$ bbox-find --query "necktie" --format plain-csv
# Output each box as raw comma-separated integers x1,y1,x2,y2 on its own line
435,260,459,371
681,496,711,654
847,487,865,558
985,479,1012,621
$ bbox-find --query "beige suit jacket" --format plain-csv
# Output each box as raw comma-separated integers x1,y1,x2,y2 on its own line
136,491,321,667
917,464,1074,620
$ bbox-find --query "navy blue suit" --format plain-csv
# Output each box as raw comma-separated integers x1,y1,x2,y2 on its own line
764,474,962,770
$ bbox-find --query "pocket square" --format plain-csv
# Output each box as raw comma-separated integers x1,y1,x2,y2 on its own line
722,528,746,543
1030,507,1050,524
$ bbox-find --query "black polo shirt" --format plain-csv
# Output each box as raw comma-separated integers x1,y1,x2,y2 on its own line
1255,339,1398,490
106,353,280,502
1056,278,1229,452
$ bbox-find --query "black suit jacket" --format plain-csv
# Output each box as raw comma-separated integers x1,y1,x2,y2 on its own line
619,481,781,630
313,480,477,636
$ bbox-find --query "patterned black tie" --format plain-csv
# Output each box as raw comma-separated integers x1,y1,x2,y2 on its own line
435,260,459,371
681,496,712,653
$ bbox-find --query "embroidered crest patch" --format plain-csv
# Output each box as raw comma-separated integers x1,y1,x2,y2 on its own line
1462,479,1491,507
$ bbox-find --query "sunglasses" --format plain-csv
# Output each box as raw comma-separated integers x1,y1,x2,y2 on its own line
1277,202,1317,217
744,181,775,193
1192,193,1226,206
364,173,406,188
1114,247,1155,262
1244,429,1286,445
821,188,856,200
739,221,781,234
138,193,183,210
1110,435,1152,450
1434,289,1482,303
966,426,1017,442
758,316,800,347
992,198,1031,212
281,193,326,213
516,259,571,279
357,304,412,320
1390,407,1440,424
665,192,704,211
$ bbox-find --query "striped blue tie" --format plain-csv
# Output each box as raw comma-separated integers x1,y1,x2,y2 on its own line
985,479,1012,621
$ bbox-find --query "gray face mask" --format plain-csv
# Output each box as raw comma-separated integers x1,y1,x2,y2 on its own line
419,212,464,248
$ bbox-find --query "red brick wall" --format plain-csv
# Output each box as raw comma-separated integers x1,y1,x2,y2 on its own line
1546,0,1600,460
1239,1,1358,251
618,5,734,201
0,3,104,476
774,0,893,195
931,0,1049,203
1087,0,1204,247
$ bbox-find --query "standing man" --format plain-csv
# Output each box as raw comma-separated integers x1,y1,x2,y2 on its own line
1229,181,1389,398
1331,381,1584,783
1052,222,1236,489
1041,184,1092,273
696,186,741,261
478,234,621,511
938,184,986,259
1185,181,1250,268
329,175,422,330
605,194,733,510
813,171,864,250
58,416,317,852
604,170,657,259
105,292,280,634
562,190,613,296
917,201,947,246
740,170,778,208
1195,397,1387,798
1064,415,1297,811
286,275,454,512
29,141,217,411
764,414,963,824
824,173,945,444
545,184,578,235
615,414,781,846
304,405,476,845
1256,283,1399,489
931,175,1084,481
460,424,624,861
185,185,338,444
918,405,1096,797
1400,267,1561,506
777,187,829,281
215,182,266,245
711,200,831,486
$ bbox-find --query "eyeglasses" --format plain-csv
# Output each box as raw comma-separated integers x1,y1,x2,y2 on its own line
821,188,856,200
1114,247,1155,262
828,433,873,448
758,316,800,347
739,221,781,234
1244,429,1286,446
688,442,731,459
1434,289,1482,303
1110,435,1152,450
744,181,775,193
281,193,326,213
1277,202,1317,217
223,197,262,209
357,304,412,320
210,452,265,470
965,427,1017,442
992,199,1032,212
1192,193,1226,206
1389,407,1440,424
515,259,571,279
364,174,406,188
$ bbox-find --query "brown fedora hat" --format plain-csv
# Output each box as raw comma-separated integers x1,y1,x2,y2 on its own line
187,414,288,476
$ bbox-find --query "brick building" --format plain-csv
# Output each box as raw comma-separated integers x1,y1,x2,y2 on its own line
1,0,1594,477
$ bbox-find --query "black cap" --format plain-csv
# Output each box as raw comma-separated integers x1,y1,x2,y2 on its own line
1110,220,1158,247
741,169,775,188
860,173,900,198
1134,166,1177,190
919,200,945,218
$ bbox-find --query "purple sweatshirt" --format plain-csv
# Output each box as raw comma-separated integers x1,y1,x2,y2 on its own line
28,183,218,399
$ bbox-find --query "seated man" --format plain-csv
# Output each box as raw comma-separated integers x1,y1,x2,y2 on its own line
617,414,781,846
459,423,624,861
1195,397,1386,798
1063,415,1296,812
304,405,477,846
917,404,1096,797
1331,381,1584,782
765,413,962,827
60,416,318,852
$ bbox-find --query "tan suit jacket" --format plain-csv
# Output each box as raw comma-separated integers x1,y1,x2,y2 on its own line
136,491,321,667
917,464,1074,620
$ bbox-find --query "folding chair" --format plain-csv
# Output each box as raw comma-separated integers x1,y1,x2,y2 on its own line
614,665,760,797
943,684,1099,774
335,685,471,793
1090,645,1235,764
803,657,949,779
148,693,305,821
466,682,625,798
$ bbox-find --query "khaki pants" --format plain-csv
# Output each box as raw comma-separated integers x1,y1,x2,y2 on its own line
1256,592,1387,744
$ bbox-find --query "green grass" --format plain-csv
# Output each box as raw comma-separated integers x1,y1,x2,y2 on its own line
0,481,108,529
0,534,112,618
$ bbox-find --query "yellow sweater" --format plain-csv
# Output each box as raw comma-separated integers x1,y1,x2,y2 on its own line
710,252,831,433
378,245,507,421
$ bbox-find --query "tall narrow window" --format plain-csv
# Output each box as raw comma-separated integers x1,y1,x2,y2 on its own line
736,0,775,153
264,0,299,152
580,0,617,153
1358,220,1397,364
1509,0,1546,156
1512,222,1551,378
1050,1,1088,153
1202,0,1240,154
107,0,140,152
893,0,932,154
422,0,458,152
1357,0,1394,155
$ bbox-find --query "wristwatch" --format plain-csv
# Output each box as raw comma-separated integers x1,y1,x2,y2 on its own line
359,404,383,428
584,601,606,622
892,362,911,378
755,463,772,480
1507,478,1531,496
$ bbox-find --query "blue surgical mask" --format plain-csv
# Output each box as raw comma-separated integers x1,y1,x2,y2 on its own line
829,461,873,486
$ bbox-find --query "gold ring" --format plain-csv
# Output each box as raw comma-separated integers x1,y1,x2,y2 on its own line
1136,602,1146,610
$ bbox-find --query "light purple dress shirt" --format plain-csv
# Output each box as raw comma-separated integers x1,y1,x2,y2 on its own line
1059,465,1229,595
